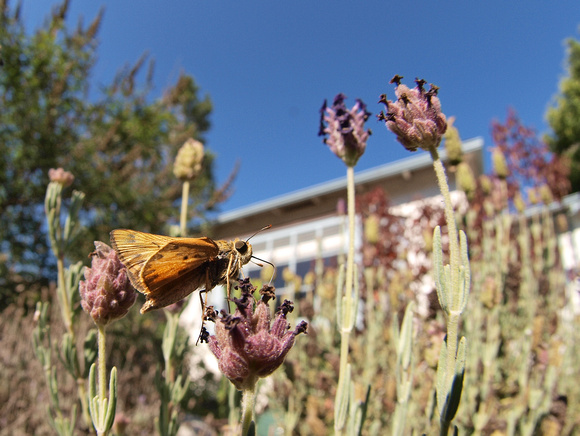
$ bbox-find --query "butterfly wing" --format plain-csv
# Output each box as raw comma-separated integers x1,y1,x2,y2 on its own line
110,229,175,294
110,229,219,301
141,237,218,290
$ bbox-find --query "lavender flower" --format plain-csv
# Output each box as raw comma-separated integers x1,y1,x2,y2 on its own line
319,93,371,167
48,167,75,187
206,279,308,390
378,76,447,152
79,242,136,326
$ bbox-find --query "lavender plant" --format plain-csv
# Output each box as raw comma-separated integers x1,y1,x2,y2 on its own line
319,93,371,435
34,168,95,434
79,241,137,435
150,137,205,436
205,279,307,435
379,76,470,435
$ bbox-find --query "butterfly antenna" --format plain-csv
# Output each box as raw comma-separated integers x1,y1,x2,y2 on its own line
246,224,272,242
251,255,276,285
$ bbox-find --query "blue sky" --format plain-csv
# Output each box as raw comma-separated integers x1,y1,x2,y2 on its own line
23,1,580,214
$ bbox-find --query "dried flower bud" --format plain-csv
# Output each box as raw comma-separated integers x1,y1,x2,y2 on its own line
319,93,371,167
79,242,137,326
303,271,316,287
378,76,447,152
173,138,204,181
492,148,509,179
479,175,492,195
513,191,526,214
48,168,74,187
528,187,538,205
364,214,380,244
443,116,463,165
456,162,476,200
539,184,554,205
207,279,307,390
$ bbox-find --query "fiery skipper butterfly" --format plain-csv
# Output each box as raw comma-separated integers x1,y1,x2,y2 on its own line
110,226,271,314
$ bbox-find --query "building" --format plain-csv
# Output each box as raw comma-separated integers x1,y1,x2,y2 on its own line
211,137,485,292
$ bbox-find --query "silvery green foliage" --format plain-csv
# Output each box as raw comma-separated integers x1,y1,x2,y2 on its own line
334,264,361,432
88,364,117,435
432,227,471,316
432,226,470,434
32,301,78,436
391,302,415,436
45,182,85,259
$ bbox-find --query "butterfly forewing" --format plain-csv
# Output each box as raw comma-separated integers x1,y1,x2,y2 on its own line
110,229,174,293
141,237,218,294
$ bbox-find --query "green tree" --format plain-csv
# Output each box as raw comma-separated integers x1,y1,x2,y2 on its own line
545,29,580,192
0,0,232,307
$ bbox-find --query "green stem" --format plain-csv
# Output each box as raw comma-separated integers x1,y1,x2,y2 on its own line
56,255,73,336
429,146,461,430
345,166,356,326
97,324,107,403
335,165,356,435
429,148,460,299
180,180,190,237
241,384,256,436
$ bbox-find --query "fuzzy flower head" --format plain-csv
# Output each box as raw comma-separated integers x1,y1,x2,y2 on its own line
319,93,371,167
48,167,75,187
173,138,205,181
206,279,308,390
378,75,447,152
79,242,137,326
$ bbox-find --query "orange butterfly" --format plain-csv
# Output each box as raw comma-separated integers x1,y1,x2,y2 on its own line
110,226,270,314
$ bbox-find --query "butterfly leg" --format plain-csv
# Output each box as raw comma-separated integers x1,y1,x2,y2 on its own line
196,270,213,345
225,253,236,300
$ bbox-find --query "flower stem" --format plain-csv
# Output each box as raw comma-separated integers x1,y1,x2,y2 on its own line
241,385,256,436
97,324,107,402
180,180,190,236
429,145,463,432
429,147,460,295
345,165,356,328
335,165,356,435
56,255,73,336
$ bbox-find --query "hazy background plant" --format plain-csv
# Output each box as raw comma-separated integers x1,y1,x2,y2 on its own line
0,1,235,310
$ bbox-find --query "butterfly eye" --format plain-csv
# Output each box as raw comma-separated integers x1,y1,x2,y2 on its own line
235,240,248,254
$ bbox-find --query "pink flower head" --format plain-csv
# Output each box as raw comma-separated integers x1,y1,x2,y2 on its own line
48,168,75,187
206,279,308,390
79,242,137,326
378,76,447,152
319,93,371,167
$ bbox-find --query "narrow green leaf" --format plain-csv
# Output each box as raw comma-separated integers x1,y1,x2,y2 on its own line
459,230,471,312
432,226,447,312
357,384,371,436
349,264,360,330
399,301,415,370
334,363,351,430
104,366,117,432
441,337,466,423
435,335,448,418
88,363,99,428
335,265,345,329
